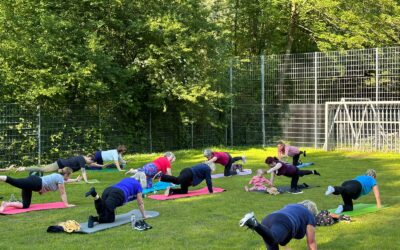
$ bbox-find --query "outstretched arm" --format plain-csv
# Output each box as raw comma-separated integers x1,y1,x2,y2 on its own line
267,163,282,174
373,185,382,208
58,184,74,207
205,172,213,193
136,194,147,219
306,224,317,250
81,168,89,183
269,172,276,186
113,161,125,171
205,156,218,164
89,162,104,168
166,168,172,175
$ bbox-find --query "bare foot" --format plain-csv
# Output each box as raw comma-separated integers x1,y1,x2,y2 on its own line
244,186,249,192
164,187,170,197
0,201,8,212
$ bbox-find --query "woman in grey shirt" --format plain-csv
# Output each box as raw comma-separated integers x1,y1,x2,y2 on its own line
0,167,75,212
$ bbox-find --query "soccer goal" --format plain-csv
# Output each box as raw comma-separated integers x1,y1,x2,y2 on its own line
324,98,400,152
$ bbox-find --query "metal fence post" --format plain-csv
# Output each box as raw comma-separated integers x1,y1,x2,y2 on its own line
314,52,318,148
191,122,194,148
375,48,380,150
37,105,41,166
229,60,234,147
260,55,266,147
149,112,152,153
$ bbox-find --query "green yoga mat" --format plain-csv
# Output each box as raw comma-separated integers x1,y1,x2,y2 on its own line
69,179,100,184
86,168,120,173
328,203,387,216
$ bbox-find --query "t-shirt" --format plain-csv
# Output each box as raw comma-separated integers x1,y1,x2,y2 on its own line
280,145,300,157
40,173,64,193
190,163,213,193
250,176,272,187
113,178,143,204
276,161,297,177
273,204,316,239
354,175,377,197
57,156,86,172
212,152,229,166
101,149,119,162
153,157,171,174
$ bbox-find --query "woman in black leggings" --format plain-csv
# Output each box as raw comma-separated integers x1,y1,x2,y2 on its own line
0,167,75,212
161,162,214,196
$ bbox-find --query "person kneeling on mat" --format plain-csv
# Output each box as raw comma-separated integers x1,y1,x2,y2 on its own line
265,157,320,194
203,149,246,177
239,200,318,250
162,162,215,196
0,167,75,212
325,169,381,214
85,177,150,230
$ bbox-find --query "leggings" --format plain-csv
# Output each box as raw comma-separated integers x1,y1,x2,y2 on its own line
290,169,313,190
94,187,125,223
24,162,59,173
6,176,42,208
255,214,293,250
161,168,193,194
138,163,158,188
224,154,242,176
333,180,362,212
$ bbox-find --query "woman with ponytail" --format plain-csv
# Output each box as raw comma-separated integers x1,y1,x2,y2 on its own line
0,167,75,212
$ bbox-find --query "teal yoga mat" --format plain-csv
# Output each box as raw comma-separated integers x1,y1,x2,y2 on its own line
86,168,120,173
328,203,387,216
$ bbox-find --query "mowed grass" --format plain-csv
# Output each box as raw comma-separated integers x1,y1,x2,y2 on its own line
0,147,399,250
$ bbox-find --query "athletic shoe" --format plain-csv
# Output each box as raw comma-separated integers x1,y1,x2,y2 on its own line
303,151,307,157
325,186,335,196
134,220,147,231
313,170,321,176
335,205,344,214
302,183,309,188
242,156,247,164
289,188,303,194
239,212,258,229
85,187,97,197
142,221,152,230
88,215,96,228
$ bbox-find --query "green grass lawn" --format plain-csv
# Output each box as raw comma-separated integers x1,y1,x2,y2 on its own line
1,147,399,249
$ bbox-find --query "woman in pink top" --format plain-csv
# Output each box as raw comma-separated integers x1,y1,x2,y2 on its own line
125,152,175,188
245,169,273,192
203,149,246,176
277,141,306,166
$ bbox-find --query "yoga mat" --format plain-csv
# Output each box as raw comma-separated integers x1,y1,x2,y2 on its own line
148,187,225,200
77,210,159,234
211,169,252,179
297,162,314,168
328,203,387,216
277,184,319,193
142,181,178,195
69,179,100,184
0,202,67,215
86,168,120,173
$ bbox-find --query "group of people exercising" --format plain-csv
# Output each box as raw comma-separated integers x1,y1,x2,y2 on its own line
0,142,382,249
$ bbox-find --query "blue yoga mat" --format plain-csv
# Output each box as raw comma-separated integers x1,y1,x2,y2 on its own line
142,181,178,195
297,162,314,168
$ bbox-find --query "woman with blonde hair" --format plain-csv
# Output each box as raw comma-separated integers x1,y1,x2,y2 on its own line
325,169,381,213
0,167,75,212
239,200,318,250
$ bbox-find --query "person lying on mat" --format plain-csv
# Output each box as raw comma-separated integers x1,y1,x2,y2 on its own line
277,141,306,166
85,177,147,228
125,152,176,188
162,162,215,196
13,155,93,183
265,157,320,194
239,200,318,250
88,145,127,171
0,167,75,212
325,169,381,213
203,149,246,177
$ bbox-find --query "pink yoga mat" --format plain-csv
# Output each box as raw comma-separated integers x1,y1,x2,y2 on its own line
0,202,67,215
148,187,225,200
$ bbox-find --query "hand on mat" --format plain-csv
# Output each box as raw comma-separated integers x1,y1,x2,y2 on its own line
67,204,76,208
119,169,126,172
76,175,82,182
125,169,136,175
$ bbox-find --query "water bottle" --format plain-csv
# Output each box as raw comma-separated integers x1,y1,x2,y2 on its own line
130,214,136,229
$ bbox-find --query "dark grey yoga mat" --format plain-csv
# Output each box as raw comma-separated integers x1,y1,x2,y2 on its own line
277,183,320,193
77,209,159,234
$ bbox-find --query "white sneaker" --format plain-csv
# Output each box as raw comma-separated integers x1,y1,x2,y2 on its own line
239,212,254,227
325,186,335,196
335,205,343,214
242,156,247,164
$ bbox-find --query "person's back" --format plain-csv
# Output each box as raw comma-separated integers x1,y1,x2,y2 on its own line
113,178,142,203
353,175,377,197
273,204,316,239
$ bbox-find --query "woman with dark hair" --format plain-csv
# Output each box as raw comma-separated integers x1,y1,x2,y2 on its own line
203,149,246,177
325,169,381,213
239,200,318,250
265,157,320,194
0,167,75,212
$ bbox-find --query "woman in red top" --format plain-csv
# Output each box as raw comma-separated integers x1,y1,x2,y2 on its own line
125,152,175,188
203,149,246,177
